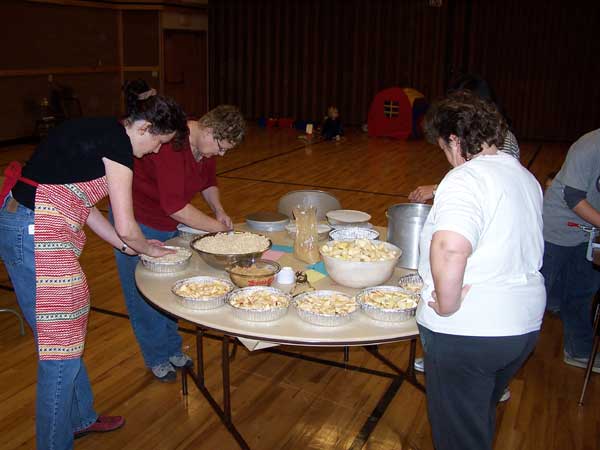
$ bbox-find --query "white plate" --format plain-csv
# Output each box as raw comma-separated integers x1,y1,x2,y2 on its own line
177,224,210,235
326,209,371,224
330,222,373,230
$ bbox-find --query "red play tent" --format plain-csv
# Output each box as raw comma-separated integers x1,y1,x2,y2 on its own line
368,87,426,139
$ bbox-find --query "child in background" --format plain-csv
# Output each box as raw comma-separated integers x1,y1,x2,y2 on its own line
321,106,343,140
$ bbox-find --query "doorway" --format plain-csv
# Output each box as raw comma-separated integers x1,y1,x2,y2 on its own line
163,30,208,118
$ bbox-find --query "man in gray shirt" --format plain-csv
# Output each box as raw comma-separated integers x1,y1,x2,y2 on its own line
542,128,600,371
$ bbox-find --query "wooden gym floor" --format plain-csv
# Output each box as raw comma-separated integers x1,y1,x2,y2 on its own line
0,126,598,450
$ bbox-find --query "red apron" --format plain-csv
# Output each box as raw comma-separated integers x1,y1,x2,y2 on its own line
34,177,108,360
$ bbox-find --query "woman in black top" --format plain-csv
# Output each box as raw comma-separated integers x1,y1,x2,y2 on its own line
0,84,187,449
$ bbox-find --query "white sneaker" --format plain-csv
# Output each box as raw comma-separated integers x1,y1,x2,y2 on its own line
499,387,511,402
151,362,176,382
413,357,425,373
563,351,600,373
169,353,193,369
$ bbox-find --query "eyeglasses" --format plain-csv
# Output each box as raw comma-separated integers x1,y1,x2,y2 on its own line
213,137,233,156
215,138,227,155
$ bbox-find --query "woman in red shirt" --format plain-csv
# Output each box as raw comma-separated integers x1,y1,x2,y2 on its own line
112,80,246,381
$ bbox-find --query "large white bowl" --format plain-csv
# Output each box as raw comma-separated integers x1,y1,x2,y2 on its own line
320,240,402,288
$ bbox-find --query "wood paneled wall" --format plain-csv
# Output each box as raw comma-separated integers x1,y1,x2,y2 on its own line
209,0,600,141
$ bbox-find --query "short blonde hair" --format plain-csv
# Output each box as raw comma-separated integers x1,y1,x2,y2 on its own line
198,105,246,147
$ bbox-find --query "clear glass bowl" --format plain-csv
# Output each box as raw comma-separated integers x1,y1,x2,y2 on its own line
225,258,281,288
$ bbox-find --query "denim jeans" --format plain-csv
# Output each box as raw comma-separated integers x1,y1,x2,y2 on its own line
0,195,97,450
109,209,183,368
418,325,539,450
541,241,600,358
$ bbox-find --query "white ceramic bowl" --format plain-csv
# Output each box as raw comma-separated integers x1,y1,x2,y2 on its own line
320,240,402,288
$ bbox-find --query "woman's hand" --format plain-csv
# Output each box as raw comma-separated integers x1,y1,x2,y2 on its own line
428,285,471,316
216,210,233,230
142,241,176,258
408,185,436,203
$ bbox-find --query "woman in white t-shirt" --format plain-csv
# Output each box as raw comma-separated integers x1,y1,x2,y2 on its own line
416,91,545,450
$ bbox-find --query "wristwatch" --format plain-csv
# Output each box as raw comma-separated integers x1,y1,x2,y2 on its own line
119,242,129,253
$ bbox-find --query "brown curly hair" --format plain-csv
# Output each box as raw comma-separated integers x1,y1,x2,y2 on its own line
423,90,508,159
198,105,246,147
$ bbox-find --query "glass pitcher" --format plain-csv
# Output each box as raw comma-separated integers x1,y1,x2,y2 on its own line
293,204,320,264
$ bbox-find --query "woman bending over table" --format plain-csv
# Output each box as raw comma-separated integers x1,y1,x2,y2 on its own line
112,79,246,382
416,91,545,450
0,85,187,449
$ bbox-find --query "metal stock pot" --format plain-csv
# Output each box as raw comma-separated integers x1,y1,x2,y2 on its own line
386,203,431,270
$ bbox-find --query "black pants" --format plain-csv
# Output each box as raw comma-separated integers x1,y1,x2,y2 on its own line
418,325,539,450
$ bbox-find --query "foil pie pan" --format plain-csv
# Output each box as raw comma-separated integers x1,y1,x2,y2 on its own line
397,273,424,294
356,285,419,322
171,276,235,310
293,290,358,327
328,227,380,241
140,246,192,273
227,286,290,322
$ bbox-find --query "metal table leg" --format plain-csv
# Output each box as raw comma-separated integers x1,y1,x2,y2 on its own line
363,339,425,392
579,302,600,405
0,308,25,336
182,328,250,450
181,330,423,449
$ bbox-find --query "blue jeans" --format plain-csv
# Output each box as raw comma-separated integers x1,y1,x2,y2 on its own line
109,210,183,368
541,241,600,358
0,195,97,450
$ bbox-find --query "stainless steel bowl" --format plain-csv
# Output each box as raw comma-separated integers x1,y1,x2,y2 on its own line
190,231,272,270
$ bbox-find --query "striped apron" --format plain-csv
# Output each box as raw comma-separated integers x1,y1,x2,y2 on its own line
34,177,108,360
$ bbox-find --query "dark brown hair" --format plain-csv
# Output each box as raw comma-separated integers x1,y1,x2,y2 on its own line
198,105,246,147
122,79,188,146
424,90,508,159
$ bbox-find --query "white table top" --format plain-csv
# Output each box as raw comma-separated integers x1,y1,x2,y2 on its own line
135,226,419,347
